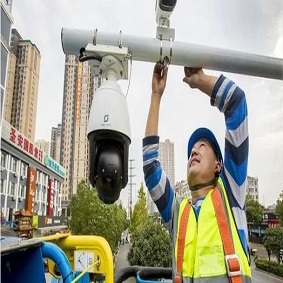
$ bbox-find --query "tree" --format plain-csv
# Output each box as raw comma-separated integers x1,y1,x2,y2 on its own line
246,195,263,224
69,180,127,252
130,183,149,233
263,227,283,264
275,199,283,225
128,220,172,267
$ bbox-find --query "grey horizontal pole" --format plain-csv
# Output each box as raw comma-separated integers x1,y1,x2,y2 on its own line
61,28,283,80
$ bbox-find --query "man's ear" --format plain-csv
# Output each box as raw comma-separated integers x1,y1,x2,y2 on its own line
215,161,222,174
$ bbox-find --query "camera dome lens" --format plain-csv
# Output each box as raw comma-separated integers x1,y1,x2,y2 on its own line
95,143,123,204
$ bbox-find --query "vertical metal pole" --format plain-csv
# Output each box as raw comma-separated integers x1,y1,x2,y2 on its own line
128,159,136,218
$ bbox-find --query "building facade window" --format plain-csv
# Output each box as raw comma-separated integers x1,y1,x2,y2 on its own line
37,170,41,183
10,157,17,172
9,182,16,196
35,189,38,203
1,152,7,168
42,188,46,204
21,162,28,176
1,179,6,194
19,185,25,198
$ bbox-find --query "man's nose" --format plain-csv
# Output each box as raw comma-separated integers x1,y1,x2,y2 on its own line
191,147,198,157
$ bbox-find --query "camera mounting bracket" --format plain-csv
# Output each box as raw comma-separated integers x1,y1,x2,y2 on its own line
82,43,129,79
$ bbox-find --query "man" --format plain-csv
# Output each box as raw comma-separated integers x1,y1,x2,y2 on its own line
143,62,251,282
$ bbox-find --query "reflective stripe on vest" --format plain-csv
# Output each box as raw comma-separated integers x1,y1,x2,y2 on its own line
174,178,251,282
174,202,191,283
211,186,241,283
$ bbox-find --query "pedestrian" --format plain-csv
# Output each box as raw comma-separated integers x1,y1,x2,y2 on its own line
143,61,251,282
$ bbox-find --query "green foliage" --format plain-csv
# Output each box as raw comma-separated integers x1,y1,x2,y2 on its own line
69,180,128,252
275,199,283,225
128,221,172,267
127,183,172,267
255,259,283,277
263,227,283,264
246,196,263,224
130,184,149,233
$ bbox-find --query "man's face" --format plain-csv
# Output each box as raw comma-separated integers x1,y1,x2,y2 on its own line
187,139,219,187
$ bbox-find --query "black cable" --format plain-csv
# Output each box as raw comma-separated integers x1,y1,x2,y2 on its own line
79,47,102,63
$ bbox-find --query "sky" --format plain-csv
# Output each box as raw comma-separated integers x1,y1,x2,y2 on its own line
12,0,283,207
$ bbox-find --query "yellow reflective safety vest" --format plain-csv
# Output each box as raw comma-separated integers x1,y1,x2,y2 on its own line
173,179,251,283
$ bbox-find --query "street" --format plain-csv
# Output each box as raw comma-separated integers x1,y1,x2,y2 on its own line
114,231,135,283
251,262,282,283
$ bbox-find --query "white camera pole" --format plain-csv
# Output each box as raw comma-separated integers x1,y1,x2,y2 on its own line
61,28,283,80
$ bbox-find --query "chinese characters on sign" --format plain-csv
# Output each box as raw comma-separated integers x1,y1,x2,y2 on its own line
26,167,37,213
47,179,54,215
44,156,65,178
9,127,43,163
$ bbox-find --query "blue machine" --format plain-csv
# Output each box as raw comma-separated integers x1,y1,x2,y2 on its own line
1,237,90,283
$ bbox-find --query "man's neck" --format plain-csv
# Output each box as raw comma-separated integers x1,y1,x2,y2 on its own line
191,185,214,203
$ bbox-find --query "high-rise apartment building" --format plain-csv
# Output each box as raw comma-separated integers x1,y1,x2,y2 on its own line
247,175,259,201
4,28,20,123
147,139,176,215
50,124,61,163
174,180,191,199
159,139,175,185
1,1,13,121
35,139,50,156
4,28,40,142
60,55,101,213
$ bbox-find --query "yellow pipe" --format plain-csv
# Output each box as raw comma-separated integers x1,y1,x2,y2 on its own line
55,235,114,283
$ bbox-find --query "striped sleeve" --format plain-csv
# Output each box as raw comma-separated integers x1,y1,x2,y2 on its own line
211,75,249,254
143,136,175,224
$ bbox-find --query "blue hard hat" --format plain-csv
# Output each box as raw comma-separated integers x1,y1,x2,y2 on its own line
187,127,223,163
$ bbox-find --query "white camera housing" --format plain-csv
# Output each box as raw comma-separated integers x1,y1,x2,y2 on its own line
155,0,177,40
87,55,131,204
87,79,131,139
